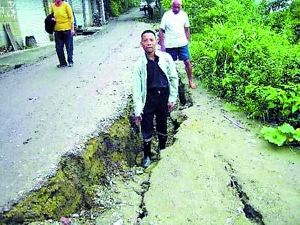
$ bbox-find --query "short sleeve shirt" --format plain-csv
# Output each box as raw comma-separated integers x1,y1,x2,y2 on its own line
160,10,190,48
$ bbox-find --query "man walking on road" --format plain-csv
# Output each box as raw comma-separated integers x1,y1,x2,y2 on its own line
159,0,196,89
133,30,178,167
51,0,75,68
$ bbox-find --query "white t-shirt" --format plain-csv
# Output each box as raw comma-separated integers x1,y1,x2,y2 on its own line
160,10,190,48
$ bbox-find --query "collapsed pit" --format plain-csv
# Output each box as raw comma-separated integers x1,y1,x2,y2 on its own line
0,103,141,224
0,83,192,224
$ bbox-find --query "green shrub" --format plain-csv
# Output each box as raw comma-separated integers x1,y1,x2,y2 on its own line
262,0,300,43
177,0,300,146
121,0,129,12
110,0,121,16
261,123,300,146
129,0,140,7
109,0,138,16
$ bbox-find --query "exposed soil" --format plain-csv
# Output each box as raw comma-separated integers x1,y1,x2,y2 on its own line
0,7,299,225
0,8,155,216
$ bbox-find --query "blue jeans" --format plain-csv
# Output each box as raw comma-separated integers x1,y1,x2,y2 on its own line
166,45,190,61
68,34,74,64
54,30,73,65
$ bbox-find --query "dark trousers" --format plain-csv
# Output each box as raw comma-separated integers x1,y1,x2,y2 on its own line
68,34,74,64
141,88,169,142
54,30,73,65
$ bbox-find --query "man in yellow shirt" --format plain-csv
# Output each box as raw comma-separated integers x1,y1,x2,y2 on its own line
51,0,74,67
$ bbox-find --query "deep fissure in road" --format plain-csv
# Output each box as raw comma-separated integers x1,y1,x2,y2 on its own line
0,103,141,224
225,161,265,225
136,176,151,223
0,83,192,224
230,176,265,225
135,82,192,224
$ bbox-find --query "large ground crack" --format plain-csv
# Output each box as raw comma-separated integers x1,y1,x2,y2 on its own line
136,173,151,224
135,80,192,224
224,160,265,225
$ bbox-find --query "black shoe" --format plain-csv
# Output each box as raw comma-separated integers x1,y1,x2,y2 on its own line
142,156,151,168
68,63,73,67
57,64,67,68
158,135,167,151
157,146,165,153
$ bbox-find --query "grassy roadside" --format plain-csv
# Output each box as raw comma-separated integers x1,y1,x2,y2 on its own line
142,80,300,225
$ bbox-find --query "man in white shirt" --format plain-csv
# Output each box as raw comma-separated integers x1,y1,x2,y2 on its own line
159,0,196,89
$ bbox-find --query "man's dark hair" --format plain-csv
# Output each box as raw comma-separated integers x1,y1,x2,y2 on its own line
141,30,156,38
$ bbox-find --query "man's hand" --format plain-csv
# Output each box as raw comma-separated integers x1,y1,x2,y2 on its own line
158,29,166,52
134,115,142,126
185,27,190,41
168,102,175,112
71,25,75,36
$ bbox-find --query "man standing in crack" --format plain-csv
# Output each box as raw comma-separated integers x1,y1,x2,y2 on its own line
133,30,178,167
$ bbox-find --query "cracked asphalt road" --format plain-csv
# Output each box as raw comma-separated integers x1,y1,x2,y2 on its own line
62,80,300,225
0,7,299,225
0,8,153,209
141,85,300,225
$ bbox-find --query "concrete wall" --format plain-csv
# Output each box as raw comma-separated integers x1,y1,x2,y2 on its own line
0,0,23,49
71,0,96,28
15,0,51,46
0,0,104,50
84,0,93,26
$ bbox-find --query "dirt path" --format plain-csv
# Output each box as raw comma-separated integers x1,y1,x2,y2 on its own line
0,8,154,209
54,74,299,225
142,81,300,225
1,8,299,225
63,70,299,225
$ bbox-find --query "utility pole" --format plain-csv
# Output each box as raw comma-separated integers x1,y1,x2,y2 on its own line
43,0,50,15
99,0,106,24
82,0,87,27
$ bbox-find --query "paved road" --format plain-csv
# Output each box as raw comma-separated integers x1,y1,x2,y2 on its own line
2,8,298,225
142,86,300,225
62,80,300,225
0,8,151,209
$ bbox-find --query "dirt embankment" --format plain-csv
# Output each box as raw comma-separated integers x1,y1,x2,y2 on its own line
0,8,155,224
142,80,300,225
0,7,299,225
25,75,300,225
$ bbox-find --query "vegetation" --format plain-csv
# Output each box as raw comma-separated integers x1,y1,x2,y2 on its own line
1,106,141,223
162,0,300,146
261,123,300,146
109,0,139,16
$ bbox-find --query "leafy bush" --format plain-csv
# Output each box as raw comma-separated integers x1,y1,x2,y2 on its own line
110,0,121,16
109,0,138,16
262,0,300,43
164,0,300,146
191,21,300,126
129,0,140,7
261,123,300,146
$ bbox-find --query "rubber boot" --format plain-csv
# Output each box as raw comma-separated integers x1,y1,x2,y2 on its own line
142,140,152,167
178,77,187,105
158,135,167,151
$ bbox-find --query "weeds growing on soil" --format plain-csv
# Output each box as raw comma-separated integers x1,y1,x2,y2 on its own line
162,0,300,146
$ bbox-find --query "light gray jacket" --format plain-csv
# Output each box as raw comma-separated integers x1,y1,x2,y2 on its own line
132,50,178,116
